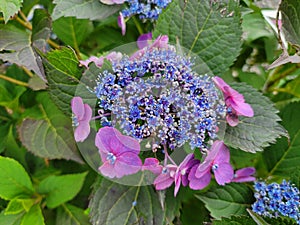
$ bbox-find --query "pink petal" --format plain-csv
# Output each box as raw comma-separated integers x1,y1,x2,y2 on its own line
153,173,174,190
188,165,211,190
106,52,122,62
174,174,181,197
235,167,256,177
71,97,84,120
114,152,142,178
226,114,239,127
230,100,254,117
232,176,256,183
212,76,228,93
214,141,230,164
98,162,117,178
142,158,162,174
150,35,169,49
118,13,126,36
214,163,233,185
137,32,152,49
82,103,92,122
74,121,90,142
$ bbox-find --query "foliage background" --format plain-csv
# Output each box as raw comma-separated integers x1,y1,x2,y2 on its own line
0,0,299,224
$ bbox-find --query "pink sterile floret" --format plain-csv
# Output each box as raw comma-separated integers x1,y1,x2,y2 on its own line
95,127,142,178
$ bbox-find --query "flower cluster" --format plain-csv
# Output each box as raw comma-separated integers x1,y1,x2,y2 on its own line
71,35,255,196
252,180,300,224
121,0,172,21
94,37,223,151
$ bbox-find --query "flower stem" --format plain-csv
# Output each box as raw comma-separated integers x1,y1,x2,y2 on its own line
132,16,144,35
0,74,28,87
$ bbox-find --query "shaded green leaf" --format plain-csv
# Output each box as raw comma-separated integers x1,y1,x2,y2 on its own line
89,177,181,225
18,92,83,163
53,17,93,50
0,0,23,23
196,183,255,219
247,209,270,225
0,82,26,110
280,0,300,47
56,204,90,225
154,0,242,75
44,47,95,115
0,211,24,225
37,172,87,208
5,199,35,215
290,169,300,189
20,204,45,225
0,24,45,80
280,74,300,98
31,9,51,51
0,156,34,200
264,102,300,177
263,216,298,225
224,83,288,152
212,215,256,225
52,0,120,21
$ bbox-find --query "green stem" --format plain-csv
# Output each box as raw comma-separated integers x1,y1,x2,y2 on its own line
0,74,28,87
132,16,144,35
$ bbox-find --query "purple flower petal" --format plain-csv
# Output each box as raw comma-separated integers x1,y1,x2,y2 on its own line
137,32,152,49
226,114,239,127
188,165,211,190
74,121,91,142
114,152,142,178
232,167,256,183
98,162,117,178
118,13,126,36
154,173,174,190
71,97,85,120
142,158,162,174
214,141,230,164
150,35,169,49
214,163,233,185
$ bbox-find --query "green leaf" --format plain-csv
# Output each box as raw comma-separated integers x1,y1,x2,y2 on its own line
89,177,181,225
52,0,120,21
0,211,24,225
0,156,34,200
44,47,95,115
37,172,87,208
20,204,45,225
279,0,300,47
0,0,23,23
181,197,210,224
53,17,93,50
196,183,255,219
280,75,300,98
18,92,83,163
0,82,26,110
56,204,90,225
290,169,300,189
31,9,52,51
247,209,270,225
154,0,242,75
224,83,288,152
0,24,46,81
263,102,300,177
5,199,35,215
263,216,298,225
212,215,256,225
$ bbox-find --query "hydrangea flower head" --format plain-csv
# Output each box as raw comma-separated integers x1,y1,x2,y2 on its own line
252,180,300,224
195,140,234,185
94,36,225,151
212,76,254,126
71,97,92,142
95,127,142,178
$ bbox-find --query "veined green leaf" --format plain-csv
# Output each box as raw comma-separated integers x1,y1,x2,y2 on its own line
0,0,23,23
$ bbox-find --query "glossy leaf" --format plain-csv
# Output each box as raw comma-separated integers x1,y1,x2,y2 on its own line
52,0,120,21
89,177,181,225
196,183,255,219
0,211,24,225
18,92,83,163
0,0,23,23
20,204,45,225
0,156,34,200
224,83,288,152
52,17,93,50
5,199,35,215
37,172,87,208
154,0,242,75
0,24,46,81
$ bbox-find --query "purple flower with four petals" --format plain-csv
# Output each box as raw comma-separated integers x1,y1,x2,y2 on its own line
195,140,234,186
96,127,142,178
